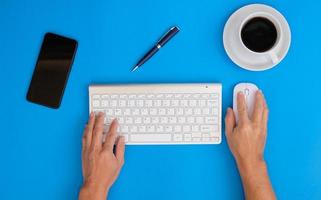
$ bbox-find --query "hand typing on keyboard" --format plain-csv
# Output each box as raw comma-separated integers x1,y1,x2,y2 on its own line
225,91,276,200
79,112,125,200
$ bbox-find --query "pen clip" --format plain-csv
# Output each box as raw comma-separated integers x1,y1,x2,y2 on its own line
157,26,180,47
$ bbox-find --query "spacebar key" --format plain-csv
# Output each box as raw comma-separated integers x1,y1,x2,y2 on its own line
130,134,172,143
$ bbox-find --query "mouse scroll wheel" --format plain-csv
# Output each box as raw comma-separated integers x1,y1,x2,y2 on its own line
244,88,250,96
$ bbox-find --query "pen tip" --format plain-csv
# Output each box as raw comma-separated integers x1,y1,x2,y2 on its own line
131,66,139,72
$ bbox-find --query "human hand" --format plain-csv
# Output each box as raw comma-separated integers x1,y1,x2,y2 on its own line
225,91,276,200
79,112,125,200
225,90,269,169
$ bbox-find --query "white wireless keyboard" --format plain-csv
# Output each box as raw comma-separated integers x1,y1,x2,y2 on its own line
89,84,222,145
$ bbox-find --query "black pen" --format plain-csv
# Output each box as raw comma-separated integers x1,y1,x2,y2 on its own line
131,26,180,72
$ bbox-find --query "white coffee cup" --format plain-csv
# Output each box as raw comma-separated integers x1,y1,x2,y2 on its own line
238,12,283,64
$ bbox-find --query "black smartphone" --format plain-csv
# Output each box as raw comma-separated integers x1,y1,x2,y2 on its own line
26,33,78,109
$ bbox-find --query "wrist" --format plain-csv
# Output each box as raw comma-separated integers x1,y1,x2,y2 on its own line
236,156,267,176
79,181,109,200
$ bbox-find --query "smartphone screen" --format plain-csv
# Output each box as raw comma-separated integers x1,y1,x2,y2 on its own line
27,33,78,108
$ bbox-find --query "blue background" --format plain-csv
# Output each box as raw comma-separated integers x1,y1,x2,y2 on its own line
1,0,321,199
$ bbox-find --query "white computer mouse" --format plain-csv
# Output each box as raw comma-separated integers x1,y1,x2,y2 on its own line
233,83,259,123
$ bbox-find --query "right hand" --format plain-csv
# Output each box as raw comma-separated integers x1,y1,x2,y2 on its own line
224,90,269,169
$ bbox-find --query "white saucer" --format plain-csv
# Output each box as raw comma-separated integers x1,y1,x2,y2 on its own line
223,4,291,71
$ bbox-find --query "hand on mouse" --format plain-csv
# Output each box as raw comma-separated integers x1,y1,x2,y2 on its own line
79,112,125,200
225,90,276,200
225,90,268,167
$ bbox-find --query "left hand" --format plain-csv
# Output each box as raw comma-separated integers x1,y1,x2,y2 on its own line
79,112,125,200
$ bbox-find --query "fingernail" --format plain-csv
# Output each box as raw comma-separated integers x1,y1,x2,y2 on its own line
99,112,105,117
90,112,94,118
238,91,244,96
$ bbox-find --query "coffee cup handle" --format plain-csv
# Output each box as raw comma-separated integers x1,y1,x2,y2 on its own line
269,52,279,64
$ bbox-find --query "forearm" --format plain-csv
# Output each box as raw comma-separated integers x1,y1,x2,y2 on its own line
237,160,276,200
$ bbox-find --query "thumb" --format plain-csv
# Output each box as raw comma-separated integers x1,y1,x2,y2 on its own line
225,107,236,137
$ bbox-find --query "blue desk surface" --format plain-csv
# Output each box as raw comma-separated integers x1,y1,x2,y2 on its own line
1,0,321,199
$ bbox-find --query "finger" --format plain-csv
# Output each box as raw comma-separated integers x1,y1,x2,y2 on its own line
115,136,125,166
82,112,95,152
103,119,118,152
262,107,269,135
237,92,249,123
225,107,236,137
262,91,268,110
91,112,105,151
252,90,264,124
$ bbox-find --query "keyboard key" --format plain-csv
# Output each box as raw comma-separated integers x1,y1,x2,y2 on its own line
183,125,190,132
134,117,142,124
119,100,126,107
160,117,168,124
169,117,177,124
145,100,153,107
173,134,183,142
138,126,146,133
110,100,117,107
125,117,133,124
165,125,173,132
181,100,188,107
101,94,109,99
114,109,122,116
189,100,197,107
92,94,100,99
151,117,159,124
150,108,157,115
101,100,108,107
105,109,113,116
199,100,206,107
174,125,182,132
184,134,192,141
192,132,201,138
154,100,162,107
167,108,175,115
129,126,138,132
201,125,215,132
205,117,217,124
178,117,186,123
92,100,100,107
187,117,195,123
123,109,131,116
143,117,151,124
141,108,148,115
177,108,184,115
163,100,171,107
171,100,179,106
192,125,200,132
130,134,172,142
194,108,202,115
159,108,166,115
196,117,204,124
156,125,164,133
146,125,155,132
185,108,193,115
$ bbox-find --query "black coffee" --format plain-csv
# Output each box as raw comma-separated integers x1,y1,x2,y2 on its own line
241,17,277,53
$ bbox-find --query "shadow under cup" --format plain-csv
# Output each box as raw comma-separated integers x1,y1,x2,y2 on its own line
241,17,278,53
